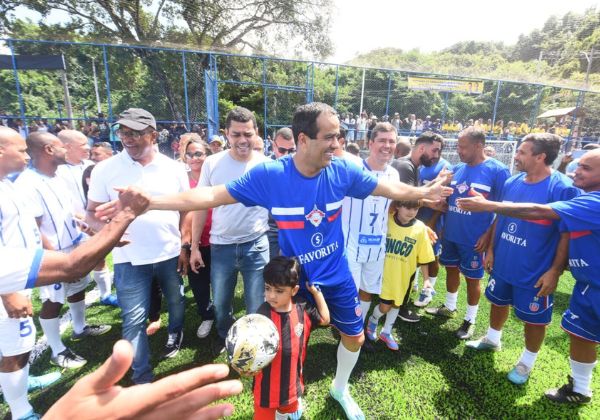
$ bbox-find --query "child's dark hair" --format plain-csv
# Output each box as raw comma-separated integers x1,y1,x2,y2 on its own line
264,256,300,288
393,200,422,210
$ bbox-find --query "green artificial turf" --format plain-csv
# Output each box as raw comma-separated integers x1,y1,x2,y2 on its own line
3,267,599,419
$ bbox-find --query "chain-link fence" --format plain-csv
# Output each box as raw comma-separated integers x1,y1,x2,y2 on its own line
2,38,599,150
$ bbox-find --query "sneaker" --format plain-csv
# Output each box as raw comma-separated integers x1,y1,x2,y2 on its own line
425,304,457,318
100,294,119,307
545,376,592,404
276,397,303,420
50,348,87,369
365,317,378,341
398,306,421,323
17,410,41,420
72,324,112,341
378,331,400,351
28,371,61,392
329,383,366,420
456,320,475,340
414,288,435,307
507,362,531,385
465,336,501,351
162,331,184,359
196,319,214,339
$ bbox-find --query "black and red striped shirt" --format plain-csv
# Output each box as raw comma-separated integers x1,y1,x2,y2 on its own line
253,296,322,408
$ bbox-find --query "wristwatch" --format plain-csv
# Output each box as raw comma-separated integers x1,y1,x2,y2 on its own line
181,243,192,251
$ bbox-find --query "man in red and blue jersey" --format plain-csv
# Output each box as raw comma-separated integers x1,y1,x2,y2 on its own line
465,134,580,385
427,127,510,340
458,148,600,404
124,102,452,420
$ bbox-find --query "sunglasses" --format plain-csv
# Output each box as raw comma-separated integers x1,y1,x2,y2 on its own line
277,146,296,155
116,129,153,140
185,151,206,159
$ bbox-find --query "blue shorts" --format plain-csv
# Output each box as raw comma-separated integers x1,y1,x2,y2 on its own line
485,276,553,325
561,281,600,343
432,239,442,257
439,238,484,279
299,275,363,336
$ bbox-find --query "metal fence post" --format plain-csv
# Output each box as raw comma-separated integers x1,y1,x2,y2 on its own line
441,92,449,125
334,65,339,109
181,51,191,130
101,46,114,122
491,81,502,134
263,58,268,140
529,86,543,128
385,72,392,117
568,90,585,143
8,40,27,134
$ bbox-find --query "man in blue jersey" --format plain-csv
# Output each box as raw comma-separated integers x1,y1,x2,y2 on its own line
101,103,452,420
465,134,580,385
427,127,510,340
458,148,600,404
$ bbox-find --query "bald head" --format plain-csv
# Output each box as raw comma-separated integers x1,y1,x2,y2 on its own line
0,126,22,146
574,148,600,192
26,132,57,158
58,129,90,164
395,137,412,159
0,126,29,178
57,129,87,145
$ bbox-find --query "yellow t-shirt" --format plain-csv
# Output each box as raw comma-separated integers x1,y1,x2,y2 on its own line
380,217,435,306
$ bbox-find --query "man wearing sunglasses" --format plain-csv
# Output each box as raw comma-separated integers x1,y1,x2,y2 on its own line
270,127,296,160
86,108,189,384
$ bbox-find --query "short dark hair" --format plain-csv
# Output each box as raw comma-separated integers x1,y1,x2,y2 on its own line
263,256,300,288
459,126,486,145
414,131,444,148
522,133,562,165
274,127,293,142
346,142,360,156
369,122,397,141
225,106,257,129
339,126,347,140
393,200,422,210
292,102,336,144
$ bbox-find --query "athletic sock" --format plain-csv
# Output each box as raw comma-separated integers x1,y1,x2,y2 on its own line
359,300,371,322
93,269,112,298
0,365,33,419
429,276,438,289
381,308,399,335
465,304,479,323
570,358,597,396
445,291,458,311
518,348,538,369
370,305,384,322
332,341,360,392
39,317,66,356
68,299,87,334
486,327,502,345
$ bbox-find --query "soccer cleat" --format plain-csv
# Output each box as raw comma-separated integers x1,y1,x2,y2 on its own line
507,362,531,385
456,320,475,340
16,410,41,420
196,319,214,339
414,288,435,307
545,376,592,404
72,324,112,341
50,348,87,369
378,331,400,351
100,294,119,307
425,304,457,318
365,317,378,341
276,398,303,420
161,331,184,359
398,307,421,323
28,371,61,392
465,336,501,351
329,383,366,420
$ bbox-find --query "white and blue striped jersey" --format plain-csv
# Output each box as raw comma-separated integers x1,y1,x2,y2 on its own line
15,168,83,251
342,160,399,263
56,159,93,215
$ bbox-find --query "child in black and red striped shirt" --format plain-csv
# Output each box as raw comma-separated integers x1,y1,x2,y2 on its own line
253,256,329,420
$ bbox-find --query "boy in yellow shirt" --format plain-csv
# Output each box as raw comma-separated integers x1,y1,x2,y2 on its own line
365,200,435,350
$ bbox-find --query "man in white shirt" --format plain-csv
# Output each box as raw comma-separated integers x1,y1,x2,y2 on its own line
86,108,189,384
189,107,269,351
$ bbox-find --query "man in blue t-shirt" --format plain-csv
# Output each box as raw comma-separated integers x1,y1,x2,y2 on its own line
457,148,600,404
137,103,452,420
427,127,510,340
465,134,580,386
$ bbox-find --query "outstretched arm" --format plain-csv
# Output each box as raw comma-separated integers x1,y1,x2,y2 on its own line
457,191,560,220
372,176,452,203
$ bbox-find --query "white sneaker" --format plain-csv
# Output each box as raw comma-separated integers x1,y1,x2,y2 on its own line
196,319,214,338
414,288,435,307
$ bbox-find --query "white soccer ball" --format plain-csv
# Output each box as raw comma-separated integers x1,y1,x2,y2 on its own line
225,313,280,375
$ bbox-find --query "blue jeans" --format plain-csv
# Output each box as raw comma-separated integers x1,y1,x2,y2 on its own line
211,234,269,339
114,256,185,384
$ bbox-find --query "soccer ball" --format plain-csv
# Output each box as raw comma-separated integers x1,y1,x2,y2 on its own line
225,313,280,375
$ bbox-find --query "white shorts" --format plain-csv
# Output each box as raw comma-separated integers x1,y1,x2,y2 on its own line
0,316,36,357
348,259,384,294
38,244,91,304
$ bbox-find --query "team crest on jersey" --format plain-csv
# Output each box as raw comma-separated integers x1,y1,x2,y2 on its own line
529,296,540,312
487,278,496,292
305,205,325,227
355,305,362,317
471,256,480,269
456,182,469,194
295,323,304,337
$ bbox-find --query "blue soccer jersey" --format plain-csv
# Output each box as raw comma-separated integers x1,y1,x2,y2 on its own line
444,158,510,246
492,171,580,287
417,157,452,223
226,156,378,287
549,191,600,287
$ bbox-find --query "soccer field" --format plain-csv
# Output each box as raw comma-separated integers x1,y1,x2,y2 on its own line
8,269,599,419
